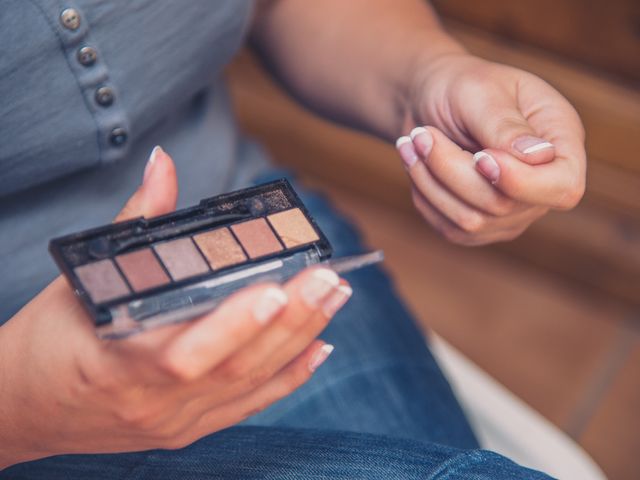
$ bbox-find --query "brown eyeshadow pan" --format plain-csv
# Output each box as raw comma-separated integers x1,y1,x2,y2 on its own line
115,248,170,292
74,259,130,303
231,218,283,259
267,208,319,248
153,237,209,281
194,227,247,269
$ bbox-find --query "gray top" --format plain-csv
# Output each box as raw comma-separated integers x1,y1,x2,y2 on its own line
0,0,271,322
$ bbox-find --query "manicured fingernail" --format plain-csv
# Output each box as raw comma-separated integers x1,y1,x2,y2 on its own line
300,269,340,308
322,284,352,317
143,146,162,184
253,287,288,324
474,151,500,184
409,126,433,157
513,136,554,155
309,344,334,372
395,136,419,168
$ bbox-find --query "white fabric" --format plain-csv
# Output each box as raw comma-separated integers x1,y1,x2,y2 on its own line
429,335,607,480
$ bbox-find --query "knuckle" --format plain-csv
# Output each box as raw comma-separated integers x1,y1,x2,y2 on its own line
158,352,198,382
246,366,274,390
217,358,251,383
117,404,157,430
489,196,518,217
557,178,585,210
159,434,193,451
457,212,485,233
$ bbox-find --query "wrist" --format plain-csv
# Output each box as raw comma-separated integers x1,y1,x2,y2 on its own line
396,35,471,136
0,318,49,469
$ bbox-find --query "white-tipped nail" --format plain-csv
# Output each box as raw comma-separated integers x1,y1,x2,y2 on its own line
474,151,500,184
409,126,428,140
143,146,162,183
395,136,419,168
300,269,340,308
522,142,554,154
513,136,554,155
253,287,288,324
322,284,353,317
395,136,412,148
309,344,335,372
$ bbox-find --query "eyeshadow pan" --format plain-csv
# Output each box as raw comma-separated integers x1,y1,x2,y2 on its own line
153,238,209,281
231,218,283,259
74,259,130,303
194,227,247,269
267,208,319,248
115,248,170,292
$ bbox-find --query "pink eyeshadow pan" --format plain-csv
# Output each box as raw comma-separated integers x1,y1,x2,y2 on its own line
115,248,170,292
231,218,283,259
74,259,130,303
194,227,247,270
153,238,209,281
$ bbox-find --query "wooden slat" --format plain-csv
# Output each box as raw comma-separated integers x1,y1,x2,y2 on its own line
433,0,640,84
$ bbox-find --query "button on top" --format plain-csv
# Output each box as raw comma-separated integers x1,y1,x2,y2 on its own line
95,86,114,106
77,46,97,66
109,127,128,146
60,8,81,30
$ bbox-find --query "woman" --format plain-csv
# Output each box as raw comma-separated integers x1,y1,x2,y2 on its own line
0,1,585,478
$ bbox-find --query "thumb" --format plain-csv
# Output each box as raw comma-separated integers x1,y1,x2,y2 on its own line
466,97,555,166
114,146,178,222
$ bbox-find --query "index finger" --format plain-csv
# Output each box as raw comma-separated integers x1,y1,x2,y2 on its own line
135,283,289,381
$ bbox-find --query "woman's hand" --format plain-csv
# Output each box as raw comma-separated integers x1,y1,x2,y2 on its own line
395,54,586,245
0,148,351,469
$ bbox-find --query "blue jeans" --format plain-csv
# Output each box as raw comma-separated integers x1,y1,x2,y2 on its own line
1,176,551,479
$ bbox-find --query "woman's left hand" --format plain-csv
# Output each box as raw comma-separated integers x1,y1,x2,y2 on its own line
395,53,586,246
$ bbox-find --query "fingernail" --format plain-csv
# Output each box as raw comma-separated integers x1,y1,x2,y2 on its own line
143,146,162,184
322,284,352,317
474,151,500,184
395,136,419,168
253,287,288,324
409,126,433,157
309,344,334,372
300,269,340,308
513,136,554,155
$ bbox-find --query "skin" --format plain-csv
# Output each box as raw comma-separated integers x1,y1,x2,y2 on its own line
252,0,586,245
0,149,349,468
1,0,587,468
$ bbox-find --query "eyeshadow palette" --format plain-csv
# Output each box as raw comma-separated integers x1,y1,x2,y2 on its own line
50,179,382,338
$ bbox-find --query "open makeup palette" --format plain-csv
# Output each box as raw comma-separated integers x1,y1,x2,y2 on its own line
50,179,382,338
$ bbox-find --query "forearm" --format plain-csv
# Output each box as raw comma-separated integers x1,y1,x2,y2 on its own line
251,0,465,141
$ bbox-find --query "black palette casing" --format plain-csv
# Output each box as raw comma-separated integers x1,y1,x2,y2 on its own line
49,179,332,330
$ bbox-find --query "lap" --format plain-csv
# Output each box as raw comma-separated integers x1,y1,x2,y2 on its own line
2,426,551,480
241,174,477,449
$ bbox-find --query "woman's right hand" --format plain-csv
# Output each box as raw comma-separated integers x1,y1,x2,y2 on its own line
0,147,351,469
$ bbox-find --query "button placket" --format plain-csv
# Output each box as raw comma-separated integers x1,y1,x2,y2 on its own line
50,2,131,159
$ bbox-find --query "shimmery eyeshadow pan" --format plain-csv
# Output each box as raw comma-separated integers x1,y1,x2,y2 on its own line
267,208,319,248
74,259,130,303
116,248,170,292
194,227,247,269
231,218,283,259
153,238,209,281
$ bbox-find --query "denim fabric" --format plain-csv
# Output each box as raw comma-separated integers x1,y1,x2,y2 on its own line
1,175,552,479
1,427,553,479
